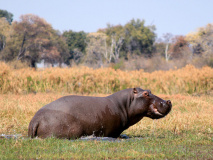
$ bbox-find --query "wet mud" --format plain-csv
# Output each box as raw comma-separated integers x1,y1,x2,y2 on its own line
0,134,143,142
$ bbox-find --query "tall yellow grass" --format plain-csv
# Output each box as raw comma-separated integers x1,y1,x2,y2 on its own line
0,62,212,94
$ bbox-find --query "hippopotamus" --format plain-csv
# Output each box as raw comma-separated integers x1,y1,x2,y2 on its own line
28,88,172,139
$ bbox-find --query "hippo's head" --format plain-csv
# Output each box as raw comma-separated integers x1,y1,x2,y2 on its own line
130,88,172,119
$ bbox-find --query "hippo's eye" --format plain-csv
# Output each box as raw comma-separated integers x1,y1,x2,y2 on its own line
142,91,150,97
144,91,149,96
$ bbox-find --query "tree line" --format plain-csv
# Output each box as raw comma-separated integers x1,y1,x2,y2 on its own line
0,9,213,70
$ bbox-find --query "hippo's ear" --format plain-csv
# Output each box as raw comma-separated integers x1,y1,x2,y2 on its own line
133,88,138,94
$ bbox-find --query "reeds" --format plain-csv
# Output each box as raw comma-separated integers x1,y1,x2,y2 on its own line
0,62,212,94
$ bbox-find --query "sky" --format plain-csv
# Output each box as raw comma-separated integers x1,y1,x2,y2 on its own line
0,0,213,38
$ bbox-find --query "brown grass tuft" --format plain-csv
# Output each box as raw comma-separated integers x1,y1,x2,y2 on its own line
0,62,212,95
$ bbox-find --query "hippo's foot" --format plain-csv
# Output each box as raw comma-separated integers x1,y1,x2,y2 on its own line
119,134,129,139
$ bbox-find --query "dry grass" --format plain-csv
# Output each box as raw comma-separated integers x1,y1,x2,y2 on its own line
127,94,213,137
0,93,212,139
0,93,64,135
0,62,212,94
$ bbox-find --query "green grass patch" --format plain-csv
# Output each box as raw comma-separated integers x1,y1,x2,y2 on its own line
0,131,212,159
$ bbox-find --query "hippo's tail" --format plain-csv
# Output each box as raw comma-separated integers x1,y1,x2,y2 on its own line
28,121,39,138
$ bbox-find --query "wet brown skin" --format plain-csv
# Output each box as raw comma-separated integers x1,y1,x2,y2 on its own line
28,88,172,139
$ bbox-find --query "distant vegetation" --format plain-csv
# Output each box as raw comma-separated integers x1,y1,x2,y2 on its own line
0,9,213,70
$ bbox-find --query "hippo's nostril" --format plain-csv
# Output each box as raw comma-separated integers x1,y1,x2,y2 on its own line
166,100,171,105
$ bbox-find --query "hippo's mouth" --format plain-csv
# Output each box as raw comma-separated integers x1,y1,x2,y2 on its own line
151,104,163,116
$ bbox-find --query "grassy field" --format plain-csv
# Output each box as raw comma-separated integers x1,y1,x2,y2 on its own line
0,93,213,159
0,63,213,159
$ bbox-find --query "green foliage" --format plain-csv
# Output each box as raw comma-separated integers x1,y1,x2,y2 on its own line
63,30,87,53
62,30,87,65
99,19,156,60
124,19,156,56
103,24,125,44
0,9,13,24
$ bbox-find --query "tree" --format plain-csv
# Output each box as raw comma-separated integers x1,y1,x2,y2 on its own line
99,19,156,60
54,33,70,67
0,17,10,52
84,32,106,67
0,10,12,52
110,34,124,62
186,23,213,57
62,30,87,65
42,32,69,67
169,35,190,59
153,33,174,61
0,9,13,24
2,14,68,68
98,24,124,63
162,33,173,61
186,23,213,67
123,19,156,57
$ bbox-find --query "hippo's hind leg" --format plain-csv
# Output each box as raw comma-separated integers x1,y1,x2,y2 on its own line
45,122,83,139
35,111,84,139
52,116,85,139
59,123,84,139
